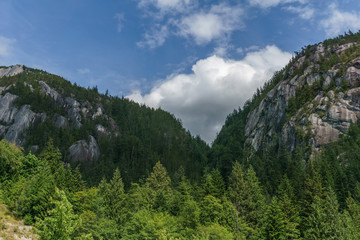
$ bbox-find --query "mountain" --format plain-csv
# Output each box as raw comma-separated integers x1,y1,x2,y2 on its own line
245,40,360,153
0,65,209,185
3,33,360,239
212,31,360,191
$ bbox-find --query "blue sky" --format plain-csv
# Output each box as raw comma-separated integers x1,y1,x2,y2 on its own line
1,0,360,143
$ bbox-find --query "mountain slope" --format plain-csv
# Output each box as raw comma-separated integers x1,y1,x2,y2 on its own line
0,66,209,185
210,32,360,192
215,32,360,154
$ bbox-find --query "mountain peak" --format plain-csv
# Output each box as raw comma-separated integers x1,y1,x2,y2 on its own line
243,37,360,154
0,65,24,78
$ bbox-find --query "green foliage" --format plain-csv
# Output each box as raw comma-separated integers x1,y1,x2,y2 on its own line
195,223,234,240
122,209,180,240
36,188,79,240
0,140,23,182
144,161,174,211
99,168,126,225
286,83,318,120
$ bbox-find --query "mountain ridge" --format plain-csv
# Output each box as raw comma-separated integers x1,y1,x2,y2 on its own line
0,66,209,185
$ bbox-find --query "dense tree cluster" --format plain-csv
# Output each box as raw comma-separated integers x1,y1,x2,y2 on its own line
1,129,360,239
0,69,209,187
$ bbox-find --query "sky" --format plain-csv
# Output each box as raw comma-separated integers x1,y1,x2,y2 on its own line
1,0,360,144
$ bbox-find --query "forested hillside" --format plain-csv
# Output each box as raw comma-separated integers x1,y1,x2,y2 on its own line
2,32,360,239
0,67,209,186
2,128,360,239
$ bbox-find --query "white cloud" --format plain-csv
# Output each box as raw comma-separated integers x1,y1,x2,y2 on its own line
138,0,191,13
177,4,244,44
320,4,360,37
0,35,15,57
285,5,314,20
137,24,169,48
127,45,292,144
114,13,125,32
249,0,307,8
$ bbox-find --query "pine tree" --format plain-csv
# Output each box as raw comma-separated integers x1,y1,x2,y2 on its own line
36,188,79,240
38,139,62,173
100,168,126,225
262,197,287,240
304,188,352,239
244,165,266,227
144,161,173,211
276,176,301,239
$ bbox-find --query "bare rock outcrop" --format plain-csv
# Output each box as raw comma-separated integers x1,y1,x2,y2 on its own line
53,115,69,128
65,97,82,128
245,42,360,152
0,93,18,124
39,81,63,103
68,135,100,162
5,105,36,145
0,65,24,78
96,124,110,136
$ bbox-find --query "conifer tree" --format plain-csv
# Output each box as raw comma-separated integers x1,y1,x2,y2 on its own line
144,161,173,211
262,197,287,240
101,168,126,225
36,188,79,240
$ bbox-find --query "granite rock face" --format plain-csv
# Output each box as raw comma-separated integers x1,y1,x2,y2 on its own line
245,42,360,152
0,93,18,124
53,115,69,128
0,65,125,164
0,65,24,78
5,105,36,145
39,81,63,103
68,135,100,162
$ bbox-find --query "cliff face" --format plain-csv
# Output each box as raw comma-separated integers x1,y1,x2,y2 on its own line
0,66,209,184
0,66,106,161
245,41,360,152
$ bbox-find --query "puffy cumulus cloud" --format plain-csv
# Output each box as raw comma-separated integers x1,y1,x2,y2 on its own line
0,35,15,57
127,45,292,143
249,0,307,8
177,4,244,44
320,4,360,37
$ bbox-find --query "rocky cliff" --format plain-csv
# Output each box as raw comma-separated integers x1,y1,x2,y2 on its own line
0,66,108,161
0,66,209,183
244,40,360,153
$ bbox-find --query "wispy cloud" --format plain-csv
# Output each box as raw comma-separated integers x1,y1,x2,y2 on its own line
248,0,307,8
127,45,292,143
114,13,125,32
138,0,193,14
0,35,15,57
284,5,314,20
137,24,169,48
77,68,90,74
320,4,360,36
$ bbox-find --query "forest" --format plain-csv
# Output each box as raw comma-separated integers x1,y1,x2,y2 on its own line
2,118,360,239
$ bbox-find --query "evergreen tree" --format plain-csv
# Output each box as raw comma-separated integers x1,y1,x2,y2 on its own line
38,139,62,174
36,188,79,240
144,161,173,211
100,168,126,225
304,188,352,239
262,197,287,240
